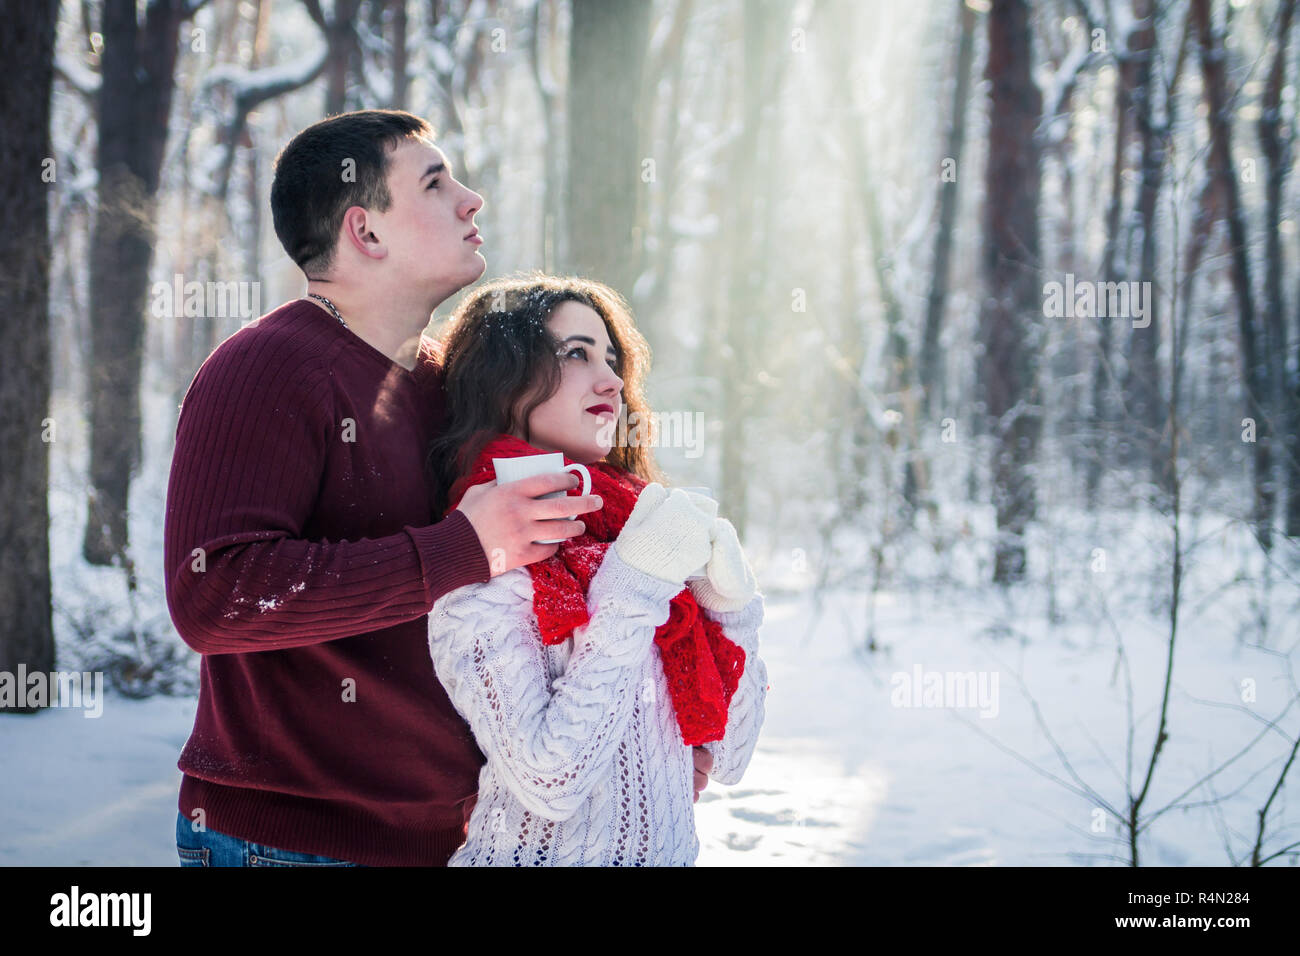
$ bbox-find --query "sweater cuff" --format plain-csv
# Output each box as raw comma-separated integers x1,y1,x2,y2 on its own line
700,590,765,630
588,544,684,612
406,510,492,607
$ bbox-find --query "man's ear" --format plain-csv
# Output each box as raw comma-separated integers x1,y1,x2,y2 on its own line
340,205,388,261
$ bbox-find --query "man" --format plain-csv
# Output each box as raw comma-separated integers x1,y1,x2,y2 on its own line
165,110,714,867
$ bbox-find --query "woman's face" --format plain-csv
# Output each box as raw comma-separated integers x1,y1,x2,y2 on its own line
513,300,625,464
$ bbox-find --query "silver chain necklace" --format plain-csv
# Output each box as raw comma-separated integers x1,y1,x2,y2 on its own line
306,292,348,329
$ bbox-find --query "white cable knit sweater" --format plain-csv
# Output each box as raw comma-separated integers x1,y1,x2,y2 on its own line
427,545,767,866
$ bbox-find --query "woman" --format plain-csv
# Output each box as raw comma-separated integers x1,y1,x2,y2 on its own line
426,274,767,866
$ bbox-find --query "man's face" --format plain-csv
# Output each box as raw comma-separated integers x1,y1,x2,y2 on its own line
366,138,486,301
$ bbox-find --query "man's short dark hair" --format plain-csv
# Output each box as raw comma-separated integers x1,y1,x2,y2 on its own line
270,110,436,276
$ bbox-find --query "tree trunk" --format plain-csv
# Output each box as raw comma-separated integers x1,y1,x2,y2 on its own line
391,0,409,110
1256,0,1297,535
837,200,870,520
564,0,652,298
83,0,187,567
428,0,478,179
0,0,58,711
631,0,694,320
528,0,562,271
1086,18,1134,505
979,0,1043,584
921,0,977,419
715,2,793,541
1121,0,1170,491
327,3,362,114
1290,268,1300,535
1193,0,1273,550
824,1,928,517
718,10,767,543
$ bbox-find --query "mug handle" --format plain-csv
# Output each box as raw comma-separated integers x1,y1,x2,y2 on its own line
564,463,591,496
534,464,593,546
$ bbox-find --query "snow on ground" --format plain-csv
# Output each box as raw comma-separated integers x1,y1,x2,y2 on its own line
698,577,1299,866
0,697,193,866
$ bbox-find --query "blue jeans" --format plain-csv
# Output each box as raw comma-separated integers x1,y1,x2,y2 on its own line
176,811,366,867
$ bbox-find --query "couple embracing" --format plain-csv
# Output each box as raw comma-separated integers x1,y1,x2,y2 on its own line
164,109,767,867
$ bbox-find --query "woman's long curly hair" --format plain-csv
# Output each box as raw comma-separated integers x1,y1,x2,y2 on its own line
427,273,669,518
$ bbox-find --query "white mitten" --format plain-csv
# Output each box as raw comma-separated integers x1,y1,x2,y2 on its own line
679,490,719,522
689,517,758,613
613,483,715,586
678,489,717,577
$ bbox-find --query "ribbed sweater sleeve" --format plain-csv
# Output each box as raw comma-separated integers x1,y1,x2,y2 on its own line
428,547,681,822
163,324,490,655
699,593,767,785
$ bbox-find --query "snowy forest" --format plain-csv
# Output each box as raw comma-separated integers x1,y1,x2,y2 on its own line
1,0,1299,867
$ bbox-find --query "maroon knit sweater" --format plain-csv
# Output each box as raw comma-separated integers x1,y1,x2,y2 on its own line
164,298,492,866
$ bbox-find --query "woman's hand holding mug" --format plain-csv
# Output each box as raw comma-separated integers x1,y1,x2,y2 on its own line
455,472,603,576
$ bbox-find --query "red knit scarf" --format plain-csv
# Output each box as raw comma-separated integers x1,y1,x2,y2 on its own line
444,434,745,746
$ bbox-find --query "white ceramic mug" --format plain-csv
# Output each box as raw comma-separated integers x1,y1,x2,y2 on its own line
492,453,592,545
